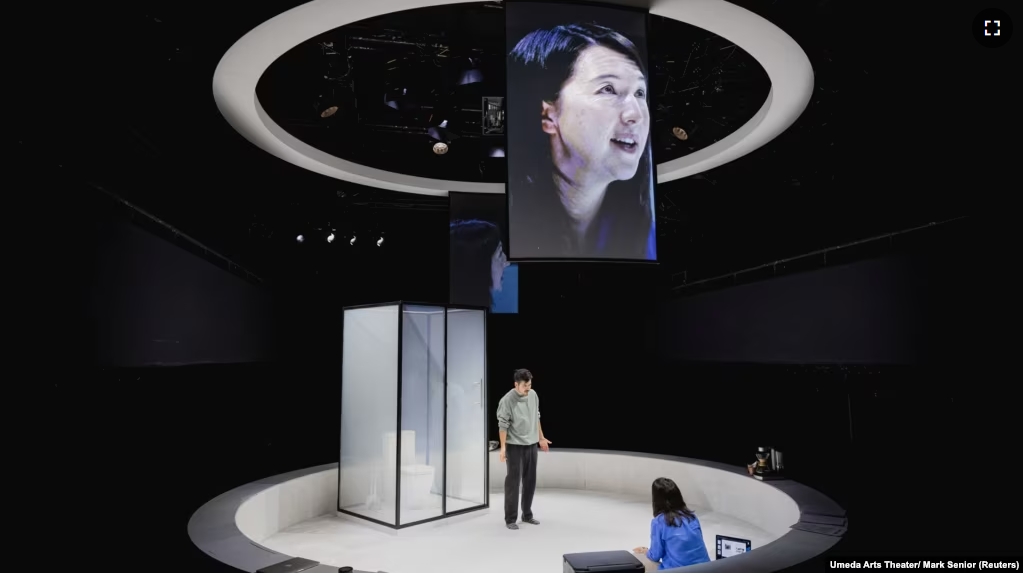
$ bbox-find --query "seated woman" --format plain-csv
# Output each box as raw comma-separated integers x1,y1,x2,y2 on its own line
633,477,711,571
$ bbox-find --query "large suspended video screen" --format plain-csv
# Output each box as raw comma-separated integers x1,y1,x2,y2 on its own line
505,1,656,262
449,192,519,314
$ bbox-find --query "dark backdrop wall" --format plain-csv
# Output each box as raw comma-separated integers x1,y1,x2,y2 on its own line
14,186,323,571
87,208,276,367
656,220,973,365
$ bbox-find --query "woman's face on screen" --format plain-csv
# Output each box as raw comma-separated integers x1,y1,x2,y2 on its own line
544,45,649,184
491,242,509,292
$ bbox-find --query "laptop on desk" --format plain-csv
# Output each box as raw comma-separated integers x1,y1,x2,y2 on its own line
715,535,752,560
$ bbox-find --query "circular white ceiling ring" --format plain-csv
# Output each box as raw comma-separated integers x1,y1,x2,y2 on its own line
213,0,813,196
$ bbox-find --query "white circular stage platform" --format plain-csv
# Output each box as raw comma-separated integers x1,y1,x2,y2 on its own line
189,449,845,573
266,488,773,573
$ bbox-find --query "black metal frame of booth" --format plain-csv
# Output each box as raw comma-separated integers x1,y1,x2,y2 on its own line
338,301,490,529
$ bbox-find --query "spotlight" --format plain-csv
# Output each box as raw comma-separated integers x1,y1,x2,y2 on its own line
377,237,384,247
433,142,449,155
296,234,304,243
428,120,461,144
672,126,689,141
320,106,338,118
429,126,454,141
327,232,335,243
350,236,356,245
384,87,411,111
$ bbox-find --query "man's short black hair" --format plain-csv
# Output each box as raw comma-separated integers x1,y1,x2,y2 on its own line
513,369,533,383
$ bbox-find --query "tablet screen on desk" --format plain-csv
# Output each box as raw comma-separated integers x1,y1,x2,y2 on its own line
715,535,752,559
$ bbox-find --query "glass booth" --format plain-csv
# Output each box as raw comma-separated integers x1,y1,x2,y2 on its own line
338,302,488,528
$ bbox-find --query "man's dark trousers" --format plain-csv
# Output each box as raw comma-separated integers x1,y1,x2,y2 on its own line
504,443,538,524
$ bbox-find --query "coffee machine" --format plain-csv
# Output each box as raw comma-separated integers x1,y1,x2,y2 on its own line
751,447,784,481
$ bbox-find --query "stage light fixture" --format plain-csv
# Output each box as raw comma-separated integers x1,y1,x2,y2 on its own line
296,234,304,243
458,69,483,86
672,126,689,141
327,232,335,243
433,142,449,155
428,120,462,145
384,87,410,111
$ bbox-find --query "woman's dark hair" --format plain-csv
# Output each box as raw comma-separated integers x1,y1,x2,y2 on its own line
449,219,502,308
509,22,647,101
652,477,696,527
507,22,655,259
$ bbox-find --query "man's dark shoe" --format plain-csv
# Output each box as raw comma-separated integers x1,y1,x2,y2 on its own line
523,518,540,525
506,523,519,530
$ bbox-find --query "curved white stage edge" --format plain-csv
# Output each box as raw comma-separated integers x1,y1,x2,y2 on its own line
189,449,844,572
212,0,814,196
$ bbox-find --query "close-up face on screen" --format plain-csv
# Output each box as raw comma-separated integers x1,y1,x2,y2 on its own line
505,1,657,262
449,192,519,314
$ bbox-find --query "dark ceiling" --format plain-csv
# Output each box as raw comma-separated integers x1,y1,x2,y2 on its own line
256,3,771,182
20,0,998,292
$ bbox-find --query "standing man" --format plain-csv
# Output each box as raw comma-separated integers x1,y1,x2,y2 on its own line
497,368,552,530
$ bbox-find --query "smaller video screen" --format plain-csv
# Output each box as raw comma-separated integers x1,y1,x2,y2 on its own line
715,535,752,560
449,192,518,314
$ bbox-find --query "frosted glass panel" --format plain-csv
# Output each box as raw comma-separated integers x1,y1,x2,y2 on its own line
446,309,487,511
340,305,399,525
399,305,445,524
